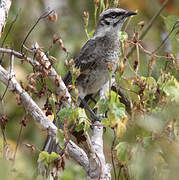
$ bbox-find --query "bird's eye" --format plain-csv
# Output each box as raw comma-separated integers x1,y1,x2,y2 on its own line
110,13,117,19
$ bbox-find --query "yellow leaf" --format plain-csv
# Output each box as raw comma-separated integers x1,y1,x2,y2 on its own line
116,121,127,138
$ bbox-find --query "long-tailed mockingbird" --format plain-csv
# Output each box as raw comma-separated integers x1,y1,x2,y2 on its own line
43,8,137,153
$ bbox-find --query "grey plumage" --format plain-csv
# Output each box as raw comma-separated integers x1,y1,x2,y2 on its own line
64,8,136,99
42,7,136,156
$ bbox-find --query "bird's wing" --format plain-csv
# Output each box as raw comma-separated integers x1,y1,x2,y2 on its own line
63,37,103,86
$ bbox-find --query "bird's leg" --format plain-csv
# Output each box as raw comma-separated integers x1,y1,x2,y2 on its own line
87,95,97,104
79,97,102,122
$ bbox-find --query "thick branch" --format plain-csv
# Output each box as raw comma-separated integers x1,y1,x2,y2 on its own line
0,64,57,136
86,83,112,180
0,64,89,169
67,140,89,172
0,0,12,37
88,121,111,180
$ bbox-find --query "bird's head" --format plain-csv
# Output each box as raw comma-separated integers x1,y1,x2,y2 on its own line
94,8,137,37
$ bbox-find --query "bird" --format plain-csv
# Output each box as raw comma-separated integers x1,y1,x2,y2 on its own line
42,8,137,153
64,8,137,100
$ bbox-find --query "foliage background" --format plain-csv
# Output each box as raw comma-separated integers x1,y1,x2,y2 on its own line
0,0,179,179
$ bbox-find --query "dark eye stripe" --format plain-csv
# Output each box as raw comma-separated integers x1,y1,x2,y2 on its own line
103,11,125,19
104,19,110,25
101,19,110,26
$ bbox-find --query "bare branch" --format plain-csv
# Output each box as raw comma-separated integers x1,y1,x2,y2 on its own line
140,0,170,40
67,140,89,172
88,121,111,180
13,119,23,163
152,21,179,54
20,9,55,53
0,47,72,107
0,64,58,136
138,43,179,60
1,12,19,47
126,0,170,58
9,54,14,78
0,0,12,37
0,64,90,170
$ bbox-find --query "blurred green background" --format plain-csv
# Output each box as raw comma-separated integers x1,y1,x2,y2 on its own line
0,0,179,179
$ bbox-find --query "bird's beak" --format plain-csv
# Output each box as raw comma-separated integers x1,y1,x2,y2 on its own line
125,11,137,17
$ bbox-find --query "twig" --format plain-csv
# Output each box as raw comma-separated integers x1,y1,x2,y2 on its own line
117,163,123,180
1,12,19,48
152,21,179,54
32,42,72,107
9,54,14,78
0,47,72,106
140,0,170,40
135,42,140,74
0,100,8,158
0,12,19,64
111,130,117,180
123,15,133,32
138,43,179,60
126,0,170,58
13,120,23,163
20,10,55,53
0,54,14,100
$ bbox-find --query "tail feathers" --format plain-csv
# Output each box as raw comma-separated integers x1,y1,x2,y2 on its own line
37,136,60,178
43,135,59,154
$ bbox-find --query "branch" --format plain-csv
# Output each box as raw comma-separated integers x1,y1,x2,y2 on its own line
0,47,72,107
138,43,179,60
0,0,12,37
0,64,57,136
67,140,89,172
140,0,170,40
126,0,170,58
85,83,112,179
0,64,89,169
21,10,55,53
88,121,111,180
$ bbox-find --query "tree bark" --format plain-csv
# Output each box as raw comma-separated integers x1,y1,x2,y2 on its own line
0,0,12,37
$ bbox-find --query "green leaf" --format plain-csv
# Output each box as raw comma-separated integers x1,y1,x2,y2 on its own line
158,74,179,102
108,102,126,120
141,76,157,89
57,107,73,123
116,142,129,164
141,76,157,105
38,151,49,164
119,31,128,42
89,29,95,38
75,108,90,132
107,90,120,104
101,118,110,126
164,16,179,55
96,98,110,114
38,151,60,170
107,102,126,127
56,129,65,148
48,152,60,163
99,0,104,12
75,123,84,132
